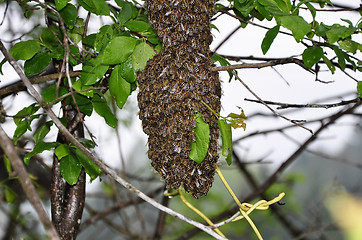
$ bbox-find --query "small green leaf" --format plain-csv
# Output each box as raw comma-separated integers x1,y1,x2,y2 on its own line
338,39,361,54
4,186,18,204
124,20,149,32
357,82,362,98
80,56,109,85
24,52,52,77
326,24,355,44
102,36,137,65
278,15,311,42
82,34,97,48
14,103,40,125
3,155,12,173
218,119,233,165
55,144,71,160
24,142,59,165
333,46,346,70
78,0,110,15
118,3,133,24
72,147,101,181
120,57,136,83
132,42,156,72
54,0,70,10
33,121,53,144
212,53,233,81
92,94,118,128
322,55,335,74
189,113,210,164
109,65,131,109
9,40,41,61
76,138,95,148
41,85,69,104
60,155,82,185
71,93,93,116
302,46,323,68
261,25,280,54
60,4,77,28
13,120,30,144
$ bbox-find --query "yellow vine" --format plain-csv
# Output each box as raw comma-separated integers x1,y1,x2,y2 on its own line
216,166,285,240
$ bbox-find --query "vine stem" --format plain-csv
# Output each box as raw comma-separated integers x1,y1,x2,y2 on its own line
178,189,226,238
0,40,227,240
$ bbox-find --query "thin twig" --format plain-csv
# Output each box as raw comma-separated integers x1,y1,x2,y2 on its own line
245,97,361,110
232,71,313,133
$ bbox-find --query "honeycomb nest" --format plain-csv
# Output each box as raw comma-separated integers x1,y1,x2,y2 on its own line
137,0,221,198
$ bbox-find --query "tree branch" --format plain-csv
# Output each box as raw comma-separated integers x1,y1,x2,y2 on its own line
245,97,361,109
0,125,60,240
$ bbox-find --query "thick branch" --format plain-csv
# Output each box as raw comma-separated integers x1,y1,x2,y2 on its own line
0,125,60,240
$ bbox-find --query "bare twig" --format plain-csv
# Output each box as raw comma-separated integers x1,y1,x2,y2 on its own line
0,39,227,240
232,71,313,133
245,97,361,109
0,125,60,240
211,57,311,72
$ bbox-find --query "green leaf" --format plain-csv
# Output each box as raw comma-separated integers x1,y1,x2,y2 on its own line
54,0,70,10
60,4,77,28
92,94,118,128
124,20,149,32
212,53,233,82
24,52,52,77
338,39,361,54
333,46,346,70
78,0,110,15
120,57,136,83
257,0,288,16
80,56,109,85
189,113,210,164
234,0,255,17
261,25,280,54
33,121,53,144
278,15,311,42
4,186,18,204
326,24,355,44
118,3,133,24
322,55,335,74
302,46,323,68
83,33,97,48
72,147,101,181
24,142,59,165
95,25,114,52
41,85,69,104
9,40,41,61
76,138,95,148
109,65,131,109
3,155,12,173
14,103,40,125
60,155,82,185
218,119,233,165
13,120,30,144
55,144,71,160
71,93,93,116
102,36,137,65
357,82,362,98
132,41,156,72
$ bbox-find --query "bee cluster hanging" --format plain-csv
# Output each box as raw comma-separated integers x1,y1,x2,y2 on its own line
137,0,221,198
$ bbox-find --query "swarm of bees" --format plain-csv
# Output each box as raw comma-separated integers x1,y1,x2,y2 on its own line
137,0,221,198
